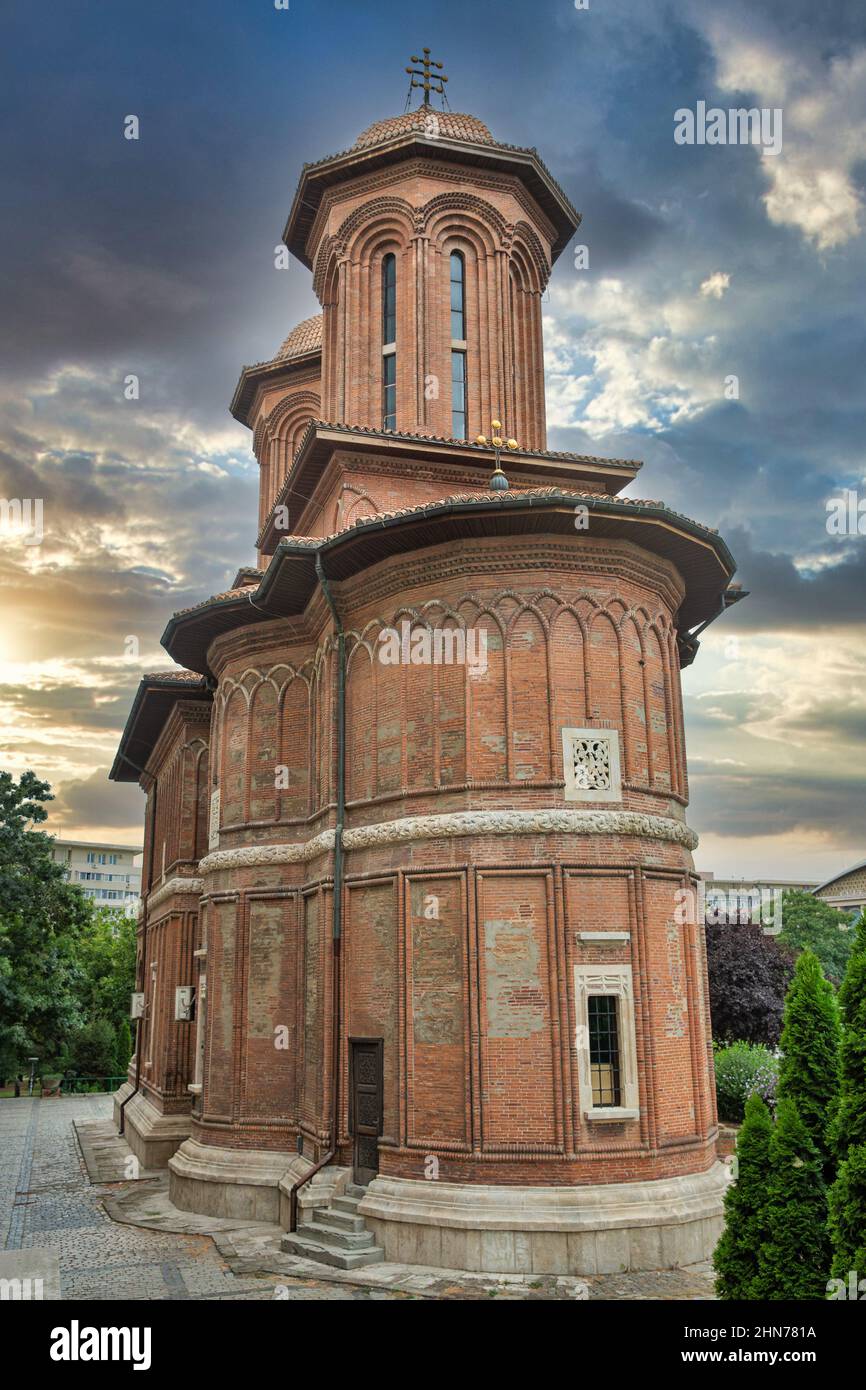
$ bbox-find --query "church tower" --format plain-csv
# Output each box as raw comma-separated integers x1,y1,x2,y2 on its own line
112,56,741,1275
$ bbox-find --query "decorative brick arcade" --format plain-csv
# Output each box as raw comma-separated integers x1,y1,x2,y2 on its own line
112,73,742,1274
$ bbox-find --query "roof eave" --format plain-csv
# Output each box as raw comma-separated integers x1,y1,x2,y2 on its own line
230,349,323,428
110,675,212,783
163,492,736,679
283,135,581,269
256,424,643,554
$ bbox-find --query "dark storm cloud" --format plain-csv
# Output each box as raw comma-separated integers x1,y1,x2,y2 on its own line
718,529,866,632
783,704,866,744
50,767,144,835
690,768,866,843
0,680,140,733
1,0,864,855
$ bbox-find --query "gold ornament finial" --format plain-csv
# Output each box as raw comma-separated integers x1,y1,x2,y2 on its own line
405,48,448,106
476,420,518,491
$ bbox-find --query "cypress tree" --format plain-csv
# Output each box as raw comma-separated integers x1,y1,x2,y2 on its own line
828,1143,866,1284
828,914,866,1285
756,1098,830,1300
714,1092,774,1299
777,949,840,1164
828,913,866,1159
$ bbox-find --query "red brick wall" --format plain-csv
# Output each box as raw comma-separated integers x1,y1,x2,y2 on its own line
185,541,717,1183
134,701,210,1114
311,163,552,448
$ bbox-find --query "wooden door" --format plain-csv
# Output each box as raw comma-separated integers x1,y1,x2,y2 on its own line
349,1038,383,1185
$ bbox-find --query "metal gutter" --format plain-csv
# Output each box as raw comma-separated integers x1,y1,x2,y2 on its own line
118,761,157,1138
287,553,346,1229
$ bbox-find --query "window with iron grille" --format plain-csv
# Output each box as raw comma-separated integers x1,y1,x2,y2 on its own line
588,995,621,1107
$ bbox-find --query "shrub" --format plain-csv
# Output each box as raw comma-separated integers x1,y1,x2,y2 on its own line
714,1041,779,1123
706,923,794,1047
777,949,840,1164
828,915,866,1281
828,1142,866,1282
828,913,866,1159
714,1092,774,1299
66,1018,117,1077
756,1098,830,1300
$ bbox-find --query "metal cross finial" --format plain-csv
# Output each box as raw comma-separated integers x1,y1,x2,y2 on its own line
476,420,519,491
405,47,448,106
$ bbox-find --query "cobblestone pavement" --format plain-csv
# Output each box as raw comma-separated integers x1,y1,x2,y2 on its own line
0,1097,402,1300
0,1096,715,1301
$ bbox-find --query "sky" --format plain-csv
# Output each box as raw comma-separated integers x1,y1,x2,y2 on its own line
0,0,864,880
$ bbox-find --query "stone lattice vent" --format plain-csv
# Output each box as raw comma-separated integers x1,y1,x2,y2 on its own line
562,728,622,803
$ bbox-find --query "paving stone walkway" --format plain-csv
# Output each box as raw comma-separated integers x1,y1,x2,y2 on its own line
0,1096,715,1301
1,1096,400,1300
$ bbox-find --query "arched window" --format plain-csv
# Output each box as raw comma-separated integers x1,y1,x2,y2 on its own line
382,253,396,430
450,251,466,439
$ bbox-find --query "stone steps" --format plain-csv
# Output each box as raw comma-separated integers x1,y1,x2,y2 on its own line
280,1183,384,1269
304,1214,375,1249
312,1204,366,1233
281,1230,385,1269
331,1194,363,1216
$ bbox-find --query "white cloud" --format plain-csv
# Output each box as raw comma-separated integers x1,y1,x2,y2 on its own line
700,271,730,299
544,276,730,435
698,17,866,251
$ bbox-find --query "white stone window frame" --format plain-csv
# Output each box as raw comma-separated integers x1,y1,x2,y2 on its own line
574,962,639,1122
562,727,622,803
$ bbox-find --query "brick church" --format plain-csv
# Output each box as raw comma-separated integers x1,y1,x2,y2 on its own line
111,59,742,1274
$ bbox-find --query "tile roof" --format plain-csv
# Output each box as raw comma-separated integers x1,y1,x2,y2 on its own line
316,486,719,539
276,313,323,361
287,418,643,469
353,109,494,150
140,669,206,683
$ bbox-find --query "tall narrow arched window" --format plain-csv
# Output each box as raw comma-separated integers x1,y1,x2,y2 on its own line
382,253,397,430
450,251,466,439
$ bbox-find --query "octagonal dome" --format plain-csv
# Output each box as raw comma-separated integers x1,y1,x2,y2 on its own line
353,108,495,150
276,313,323,361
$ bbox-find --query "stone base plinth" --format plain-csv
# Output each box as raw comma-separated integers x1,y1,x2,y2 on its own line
358,1164,728,1275
169,1138,300,1222
167,1138,353,1224
112,1083,192,1170
278,1164,351,1229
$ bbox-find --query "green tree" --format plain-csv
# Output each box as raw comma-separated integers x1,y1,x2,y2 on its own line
72,907,136,1035
779,890,856,985
0,770,91,1078
714,1092,774,1299
756,1098,830,1300
777,949,840,1163
66,1018,117,1077
828,913,866,1158
827,914,866,1283
114,1019,132,1076
705,922,794,1046
828,1143,866,1283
